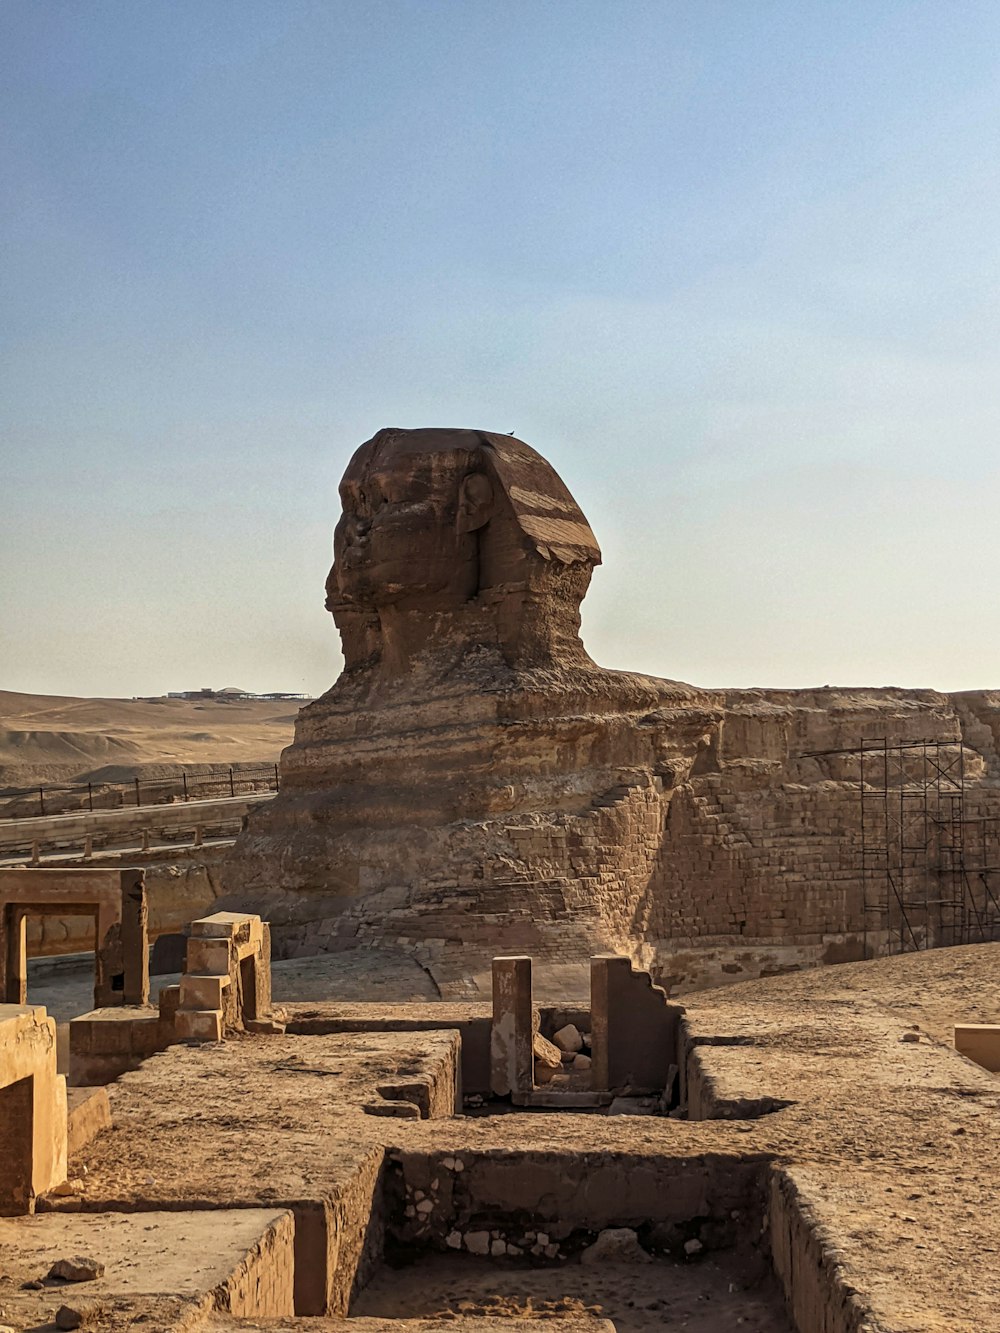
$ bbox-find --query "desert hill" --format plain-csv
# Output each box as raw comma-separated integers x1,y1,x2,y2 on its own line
0,690,305,788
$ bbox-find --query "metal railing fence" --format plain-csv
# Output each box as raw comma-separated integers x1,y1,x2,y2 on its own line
0,762,280,820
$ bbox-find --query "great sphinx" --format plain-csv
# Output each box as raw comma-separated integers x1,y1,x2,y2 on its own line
223,427,712,978
224,427,1000,992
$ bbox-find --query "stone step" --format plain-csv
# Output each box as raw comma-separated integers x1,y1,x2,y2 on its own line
179,973,231,1011
174,1008,223,1043
513,1090,613,1108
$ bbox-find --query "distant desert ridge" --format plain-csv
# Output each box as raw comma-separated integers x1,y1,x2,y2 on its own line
0,689,306,788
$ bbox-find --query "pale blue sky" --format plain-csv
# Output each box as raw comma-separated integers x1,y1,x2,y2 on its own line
3,1,1000,698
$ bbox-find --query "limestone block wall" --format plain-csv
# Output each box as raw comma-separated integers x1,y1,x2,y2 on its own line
385,1147,767,1257
225,686,1000,995
214,1209,296,1319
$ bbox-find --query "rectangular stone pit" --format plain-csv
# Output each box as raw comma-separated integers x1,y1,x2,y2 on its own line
340,1148,798,1332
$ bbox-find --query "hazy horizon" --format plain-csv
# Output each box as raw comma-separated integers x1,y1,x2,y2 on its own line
4,2,1000,700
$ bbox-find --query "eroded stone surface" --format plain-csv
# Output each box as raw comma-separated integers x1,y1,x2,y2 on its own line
222,428,1000,997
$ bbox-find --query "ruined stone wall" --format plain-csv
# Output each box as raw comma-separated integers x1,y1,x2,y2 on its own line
215,1209,296,1318
24,848,225,957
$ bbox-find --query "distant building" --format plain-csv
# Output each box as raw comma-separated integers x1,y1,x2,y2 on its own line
165,688,310,702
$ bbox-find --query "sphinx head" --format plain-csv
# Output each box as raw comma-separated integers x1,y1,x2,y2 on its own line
326,428,600,678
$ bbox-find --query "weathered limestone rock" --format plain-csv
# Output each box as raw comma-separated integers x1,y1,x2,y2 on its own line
222,426,1000,989
48,1256,105,1282
55,1304,91,1330
224,428,704,970
533,1032,562,1069
580,1227,652,1265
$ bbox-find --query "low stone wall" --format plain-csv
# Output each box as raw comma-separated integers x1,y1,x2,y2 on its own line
0,793,273,855
768,1168,869,1333
69,1007,169,1087
681,1026,793,1121
289,1148,387,1317
384,1147,768,1259
217,1208,296,1318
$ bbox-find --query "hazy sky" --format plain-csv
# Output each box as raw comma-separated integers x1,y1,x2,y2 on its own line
3,1,1000,699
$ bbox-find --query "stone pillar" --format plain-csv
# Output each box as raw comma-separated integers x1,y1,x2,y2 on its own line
94,903,118,1008
2,907,27,1006
490,955,534,1098
120,869,149,1006
591,953,675,1095
0,1006,67,1214
252,922,273,1020
589,953,621,1092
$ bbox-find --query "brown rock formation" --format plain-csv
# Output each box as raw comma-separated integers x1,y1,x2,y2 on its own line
224,428,712,967
224,427,1000,991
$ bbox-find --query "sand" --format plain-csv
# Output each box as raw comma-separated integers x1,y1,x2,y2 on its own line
352,1252,793,1332
0,689,304,787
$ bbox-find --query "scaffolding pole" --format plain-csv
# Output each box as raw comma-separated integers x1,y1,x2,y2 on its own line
807,737,1000,959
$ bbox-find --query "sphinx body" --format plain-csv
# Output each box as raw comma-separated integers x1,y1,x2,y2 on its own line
224,427,1000,993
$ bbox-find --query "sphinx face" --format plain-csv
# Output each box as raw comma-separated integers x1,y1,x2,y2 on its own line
328,431,481,616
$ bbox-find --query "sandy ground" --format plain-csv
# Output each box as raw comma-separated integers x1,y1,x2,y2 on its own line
353,1253,793,1332
0,688,304,786
0,1208,293,1331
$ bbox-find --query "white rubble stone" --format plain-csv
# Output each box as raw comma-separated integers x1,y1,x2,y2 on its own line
536,1232,549,1246
465,1231,490,1255
446,1231,462,1249
684,1238,704,1256
580,1227,652,1265
573,1053,592,1071
416,1199,434,1214
491,1239,506,1256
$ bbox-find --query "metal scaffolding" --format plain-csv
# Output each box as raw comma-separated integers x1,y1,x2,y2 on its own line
808,738,1000,958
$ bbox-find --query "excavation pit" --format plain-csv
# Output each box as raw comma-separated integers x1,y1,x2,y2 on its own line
345,1148,792,1331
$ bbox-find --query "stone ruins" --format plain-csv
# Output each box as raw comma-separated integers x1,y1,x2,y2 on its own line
3,426,1000,1332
